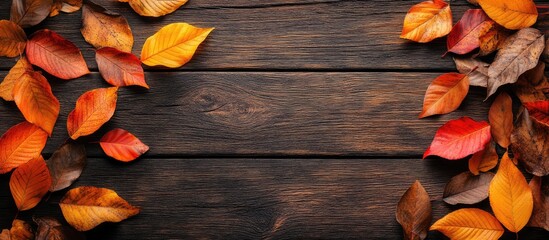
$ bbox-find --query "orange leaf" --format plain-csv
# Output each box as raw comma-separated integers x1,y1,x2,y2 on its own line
395,180,432,240
123,0,188,17
81,2,133,52
67,87,118,139
419,72,469,118
489,152,533,232
0,122,48,174
488,92,513,148
13,71,60,136
523,101,549,127
0,20,27,57
9,156,51,211
141,23,214,68
446,9,494,55
400,0,452,43
60,186,140,231
100,128,149,162
468,141,498,175
0,56,32,101
477,0,537,30
26,29,89,80
96,47,148,88
9,219,34,240
10,0,52,28
50,0,82,17
430,208,504,240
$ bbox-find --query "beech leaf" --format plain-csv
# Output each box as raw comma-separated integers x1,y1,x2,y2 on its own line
400,0,452,43
81,2,133,52
67,87,118,139
443,171,494,205
395,180,431,240
47,142,86,192
468,141,498,175
9,156,51,211
10,0,52,28
477,0,537,30
528,176,549,230
454,57,489,87
0,122,48,174
100,128,149,162
124,0,188,17
0,57,32,101
96,47,148,88
488,92,513,148
446,9,493,55
419,72,469,118
511,107,549,176
34,217,85,240
0,20,27,57
430,208,504,240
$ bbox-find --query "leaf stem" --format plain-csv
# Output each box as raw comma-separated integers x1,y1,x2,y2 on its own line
13,210,19,223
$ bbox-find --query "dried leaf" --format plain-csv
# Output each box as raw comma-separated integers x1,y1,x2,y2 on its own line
26,29,89,80
511,109,549,176
400,0,452,43
141,23,214,68
13,71,60,136
419,73,469,118
454,57,489,87
60,186,140,231
513,61,549,102
47,142,86,192
0,57,32,101
489,152,533,232
9,156,51,211
430,208,503,240
528,176,549,230
468,141,498,175
488,92,513,148
124,0,188,17
395,181,431,240
478,24,509,56
100,128,149,162
81,2,133,52
34,217,85,240
0,122,48,174
67,87,118,139
96,47,148,88
487,28,544,98
0,230,9,240
477,0,537,30
50,0,82,17
0,20,27,57
446,9,493,55
443,171,494,205
523,101,549,127
424,117,491,160
10,0,52,28
9,220,33,240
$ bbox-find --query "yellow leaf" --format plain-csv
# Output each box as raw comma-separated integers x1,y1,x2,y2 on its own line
124,0,188,17
477,0,537,30
141,23,213,68
489,152,533,232
400,0,452,43
430,208,503,240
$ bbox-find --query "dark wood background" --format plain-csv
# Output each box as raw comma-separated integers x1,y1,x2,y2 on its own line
0,0,548,239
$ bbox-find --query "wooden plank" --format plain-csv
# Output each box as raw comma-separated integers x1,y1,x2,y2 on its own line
0,71,489,156
0,158,546,239
0,0,478,71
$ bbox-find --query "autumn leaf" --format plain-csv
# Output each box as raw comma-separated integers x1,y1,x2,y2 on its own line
454,57,489,87
400,0,452,43
430,208,504,240
34,217,85,240
0,122,48,174
10,0,52,28
60,186,140,231
468,141,498,175
478,24,509,56
419,72,469,118
9,156,51,211
13,71,60,136
528,176,549,230
513,61,548,103
96,47,148,88
487,28,544,98
50,0,82,17
67,87,118,139
489,152,533,232
141,23,214,68
123,0,188,17
488,92,512,148
395,180,431,240
443,171,493,205
0,20,27,57
26,29,89,80
0,57,32,101
9,219,34,240
423,117,491,160
511,108,549,176
477,0,537,30
47,142,86,192
81,2,133,52
446,9,493,55
100,128,149,162
523,101,549,127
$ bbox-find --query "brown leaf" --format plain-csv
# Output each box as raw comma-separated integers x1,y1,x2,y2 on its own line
528,176,549,230
443,171,494,205
396,180,432,240
96,47,148,88
454,57,489,88
488,92,513,148
50,0,82,17
511,109,549,176
468,141,498,175
81,2,133,52
0,57,32,101
34,217,85,240
47,141,86,192
419,73,469,118
10,0,53,28
513,61,549,102
0,20,27,57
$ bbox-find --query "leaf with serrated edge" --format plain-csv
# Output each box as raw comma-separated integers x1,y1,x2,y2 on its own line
67,87,118,139
430,208,503,240
100,128,149,162
9,156,51,211
0,122,48,174
396,180,431,240
443,171,494,205
47,142,86,192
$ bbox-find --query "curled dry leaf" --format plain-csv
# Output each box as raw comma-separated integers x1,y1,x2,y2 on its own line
395,180,431,240
34,217,85,240
430,208,503,240
489,152,533,232
96,47,148,88
419,72,469,118
9,219,34,240
488,92,512,148
528,176,549,230
511,108,549,176
443,171,494,205
10,0,52,28
478,24,509,56
50,0,82,17
487,28,544,98
67,87,118,139
0,122,48,174
60,186,140,231
454,57,489,87
141,23,214,68
477,0,537,30
523,101,549,127
100,128,149,162
0,57,32,101
9,156,51,211
513,61,548,103
124,0,188,17
0,20,27,57
13,71,60,136
400,0,452,43
446,9,493,55
81,2,133,52
47,142,86,192
424,117,491,160
468,141,498,175
26,29,89,80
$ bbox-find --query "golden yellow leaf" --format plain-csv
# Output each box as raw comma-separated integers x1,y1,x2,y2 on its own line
400,0,452,43
124,0,188,17
477,0,537,30
141,23,213,68
430,208,503,240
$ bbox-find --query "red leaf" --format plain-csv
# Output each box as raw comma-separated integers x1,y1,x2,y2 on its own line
100,128,149,162
523,101,549,127
446,9,494,55
0,122,48,174
96,47,148,89
424,117,491,160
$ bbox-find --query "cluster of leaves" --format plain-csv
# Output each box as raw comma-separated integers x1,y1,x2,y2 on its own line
0,0,213,238
397,0,549,239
